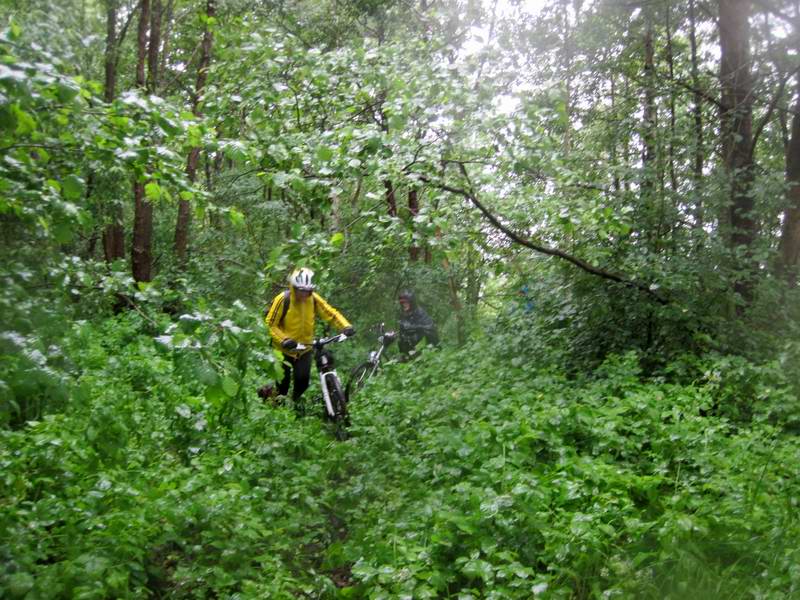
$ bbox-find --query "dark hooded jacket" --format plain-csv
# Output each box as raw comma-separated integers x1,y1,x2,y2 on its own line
397,291,439,353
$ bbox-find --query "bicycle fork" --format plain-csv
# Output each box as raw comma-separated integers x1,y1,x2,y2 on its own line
319,371,342,418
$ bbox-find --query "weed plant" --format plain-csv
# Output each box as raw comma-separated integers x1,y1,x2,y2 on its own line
2,310,799,599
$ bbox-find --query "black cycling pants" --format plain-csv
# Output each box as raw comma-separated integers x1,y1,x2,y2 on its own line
277,351,312,400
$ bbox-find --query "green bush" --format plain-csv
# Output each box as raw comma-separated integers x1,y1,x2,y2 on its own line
2,304,799,598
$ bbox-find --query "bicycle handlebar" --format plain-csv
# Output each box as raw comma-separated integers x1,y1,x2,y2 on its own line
295,333,348,352
369,322,396,344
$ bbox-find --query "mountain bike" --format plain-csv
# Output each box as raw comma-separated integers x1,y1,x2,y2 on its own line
295,333,351,440
345,322,396,399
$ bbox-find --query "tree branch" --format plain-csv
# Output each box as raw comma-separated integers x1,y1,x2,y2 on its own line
423,164,668,304
113,0,141,74
750,63,800,162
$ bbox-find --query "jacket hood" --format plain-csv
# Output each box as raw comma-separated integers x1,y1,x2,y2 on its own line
398,289,417,310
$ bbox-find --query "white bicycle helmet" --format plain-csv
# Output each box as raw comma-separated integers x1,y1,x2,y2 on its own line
288,267,315,291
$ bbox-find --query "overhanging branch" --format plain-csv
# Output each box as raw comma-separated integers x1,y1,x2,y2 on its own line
423,165,668,304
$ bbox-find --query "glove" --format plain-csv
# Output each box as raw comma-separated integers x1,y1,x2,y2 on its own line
281,338,298,350
342,327,356,337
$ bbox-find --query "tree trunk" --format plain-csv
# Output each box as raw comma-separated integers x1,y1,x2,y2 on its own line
174,147,200,263
448,271,465,346
778,80,800,285
147,0,162,93
780,103,790,158
642,13,656,179
135,0,148,88
623,75,632,193
610,75,621,194
83,172,97,258
103,0,118,103
438,226,464,345
465,244,481,326
103,223,125,263
132,0,153,283
641,11,658,247
719,0,757,302
159,0,175,84
384,179,397,216
665,4,678,193
331,191,342,231
408,188,420,261
132,184,154,282
175,0,215,264
559,0,575,153
689,0,704,227
102,0,125,264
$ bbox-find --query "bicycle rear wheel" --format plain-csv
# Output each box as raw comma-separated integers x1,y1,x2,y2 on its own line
346,361,374,399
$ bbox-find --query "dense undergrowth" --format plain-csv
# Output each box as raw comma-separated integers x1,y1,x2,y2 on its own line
2,307,800,599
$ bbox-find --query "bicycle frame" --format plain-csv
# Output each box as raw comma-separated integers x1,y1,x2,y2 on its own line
296,333,348,418
347,323,396,396
364,323,394,366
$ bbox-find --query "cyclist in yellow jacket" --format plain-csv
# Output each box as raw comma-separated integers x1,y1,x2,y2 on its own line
265,268,354,406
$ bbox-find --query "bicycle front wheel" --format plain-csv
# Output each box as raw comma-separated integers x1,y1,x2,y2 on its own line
346,362,374,399
325,377,349,440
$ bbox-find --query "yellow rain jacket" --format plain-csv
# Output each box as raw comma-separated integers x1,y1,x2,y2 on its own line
265,287,351,358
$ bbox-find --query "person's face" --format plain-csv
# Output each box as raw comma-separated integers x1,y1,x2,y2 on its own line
296,289,312,301
399,298,411,312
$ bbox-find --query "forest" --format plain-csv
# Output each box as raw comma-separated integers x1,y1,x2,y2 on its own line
1,0,799,597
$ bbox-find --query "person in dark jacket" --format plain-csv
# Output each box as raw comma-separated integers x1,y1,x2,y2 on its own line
396,290,439,355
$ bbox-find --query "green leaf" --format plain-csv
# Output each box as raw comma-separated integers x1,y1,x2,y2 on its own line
228,208,245,228
145,182,162,201
388,114,406,130
331,232,345,247
222,376,238,397
57,81,80,103
80,554,110,577
53,222,74,244
266,244,285,269
316,145,334,161
62,174,84,200
13,105,36,135
195,363,219,386
156,114,181,135
223,140,248,162
187,124,202,146
8,19,22,41
205,384,226,405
